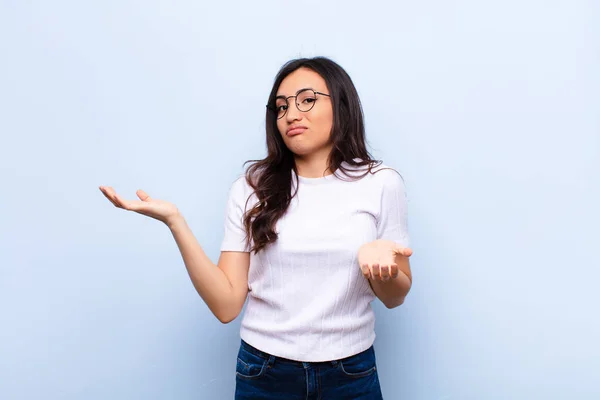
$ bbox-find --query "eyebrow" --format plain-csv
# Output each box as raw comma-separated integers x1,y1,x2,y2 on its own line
275,87,315,100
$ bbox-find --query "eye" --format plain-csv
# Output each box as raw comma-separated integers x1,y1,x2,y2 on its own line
302,97,316,104
277,105,288,112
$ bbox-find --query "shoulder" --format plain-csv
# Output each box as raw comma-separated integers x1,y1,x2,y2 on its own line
227,173,257,206
337,160,406,198
357,162,406,192
371,163,405,184
229,173,248,191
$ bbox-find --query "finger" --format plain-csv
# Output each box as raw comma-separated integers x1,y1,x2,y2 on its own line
395,246,413,258
361,264,371,279
99,186,121,208
366,264,374,280
390,263,399,279
116,196,146,212
380,265,390,282
103,186,121,205
107,196,120,208
371,264,381,280
136,189,151,201
105,190,139,212
111,192,129,209
100,187,147,213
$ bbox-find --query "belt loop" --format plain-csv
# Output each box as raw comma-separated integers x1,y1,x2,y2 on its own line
330,360,338,367
267,355,275,366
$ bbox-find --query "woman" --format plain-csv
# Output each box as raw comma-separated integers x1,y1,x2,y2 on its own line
99,56,413,399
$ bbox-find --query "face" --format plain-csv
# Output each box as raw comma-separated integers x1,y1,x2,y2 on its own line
275,68,333,157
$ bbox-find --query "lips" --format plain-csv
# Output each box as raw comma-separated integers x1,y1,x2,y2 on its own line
287,126,307,137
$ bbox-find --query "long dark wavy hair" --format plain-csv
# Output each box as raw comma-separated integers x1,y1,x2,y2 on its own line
242,56,384,254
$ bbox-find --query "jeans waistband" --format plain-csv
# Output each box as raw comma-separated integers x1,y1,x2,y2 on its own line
240,340,372,367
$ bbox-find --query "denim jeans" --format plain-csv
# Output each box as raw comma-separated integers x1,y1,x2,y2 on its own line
234,340,384,400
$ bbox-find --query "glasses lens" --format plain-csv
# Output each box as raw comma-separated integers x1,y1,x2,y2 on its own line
296,89,317,112
275,98,287,119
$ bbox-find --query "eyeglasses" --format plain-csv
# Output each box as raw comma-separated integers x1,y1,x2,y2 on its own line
267,88,331,120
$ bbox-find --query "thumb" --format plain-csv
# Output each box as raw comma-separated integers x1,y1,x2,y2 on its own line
136,189,151,201
394,245,412,257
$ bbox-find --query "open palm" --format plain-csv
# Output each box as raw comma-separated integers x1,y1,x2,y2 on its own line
99,186,180,224
358,239,413,281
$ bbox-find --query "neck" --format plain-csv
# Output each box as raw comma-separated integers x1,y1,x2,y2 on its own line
294,146,334,178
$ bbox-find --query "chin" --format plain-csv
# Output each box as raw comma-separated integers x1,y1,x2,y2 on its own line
283,136,330,157
287,143,317,156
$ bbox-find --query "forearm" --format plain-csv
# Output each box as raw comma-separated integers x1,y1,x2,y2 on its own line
166,215,236,319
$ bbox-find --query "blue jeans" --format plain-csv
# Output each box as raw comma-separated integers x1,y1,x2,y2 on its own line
234,340,384,399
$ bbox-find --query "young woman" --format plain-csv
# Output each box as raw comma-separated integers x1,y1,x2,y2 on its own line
99,56,413,399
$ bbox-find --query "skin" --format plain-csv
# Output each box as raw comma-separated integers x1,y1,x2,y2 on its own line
98,67,412,325
359,240,413,309
275,67,413,308
275,67,335,178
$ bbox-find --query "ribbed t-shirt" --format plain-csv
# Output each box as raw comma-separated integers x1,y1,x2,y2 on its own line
220,161,410,362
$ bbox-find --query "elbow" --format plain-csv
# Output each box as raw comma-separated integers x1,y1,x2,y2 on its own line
217,314,237,324
214,306,242,324
384,297,405,309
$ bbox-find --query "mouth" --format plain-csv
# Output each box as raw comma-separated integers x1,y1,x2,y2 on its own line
287,126,307,137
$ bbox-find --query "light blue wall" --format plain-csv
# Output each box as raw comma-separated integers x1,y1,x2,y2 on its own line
1,1,598,399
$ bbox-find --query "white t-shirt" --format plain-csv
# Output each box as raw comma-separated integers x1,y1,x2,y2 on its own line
220,161,410,362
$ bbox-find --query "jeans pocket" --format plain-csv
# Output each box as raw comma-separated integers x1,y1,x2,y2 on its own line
338,347,377,378
235,347,268,380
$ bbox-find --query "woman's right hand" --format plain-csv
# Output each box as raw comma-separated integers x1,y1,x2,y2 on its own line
99,186,182,226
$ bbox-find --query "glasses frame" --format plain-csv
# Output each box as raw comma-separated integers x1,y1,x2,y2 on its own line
267,88,331,120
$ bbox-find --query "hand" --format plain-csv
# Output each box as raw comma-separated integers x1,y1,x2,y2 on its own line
99,186,181,225
358,239,413,282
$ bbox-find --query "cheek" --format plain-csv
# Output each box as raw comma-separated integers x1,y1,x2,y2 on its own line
313,110,333,138
276,120,286,137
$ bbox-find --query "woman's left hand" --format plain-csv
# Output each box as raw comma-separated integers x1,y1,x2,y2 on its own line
358,239,413,282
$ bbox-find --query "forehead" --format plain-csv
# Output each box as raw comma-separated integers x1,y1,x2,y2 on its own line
276,67,327,97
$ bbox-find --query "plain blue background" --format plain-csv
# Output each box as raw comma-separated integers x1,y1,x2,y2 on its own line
1,1,598,399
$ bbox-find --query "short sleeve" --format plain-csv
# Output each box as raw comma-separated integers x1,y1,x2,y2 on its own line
220,177,252,252
376,170,410,248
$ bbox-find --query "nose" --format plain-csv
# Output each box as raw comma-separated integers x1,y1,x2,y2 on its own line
285,98,302,123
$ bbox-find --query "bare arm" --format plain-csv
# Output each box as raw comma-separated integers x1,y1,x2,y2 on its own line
168,216,250,323
364,168,413,309
98,186,250,324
